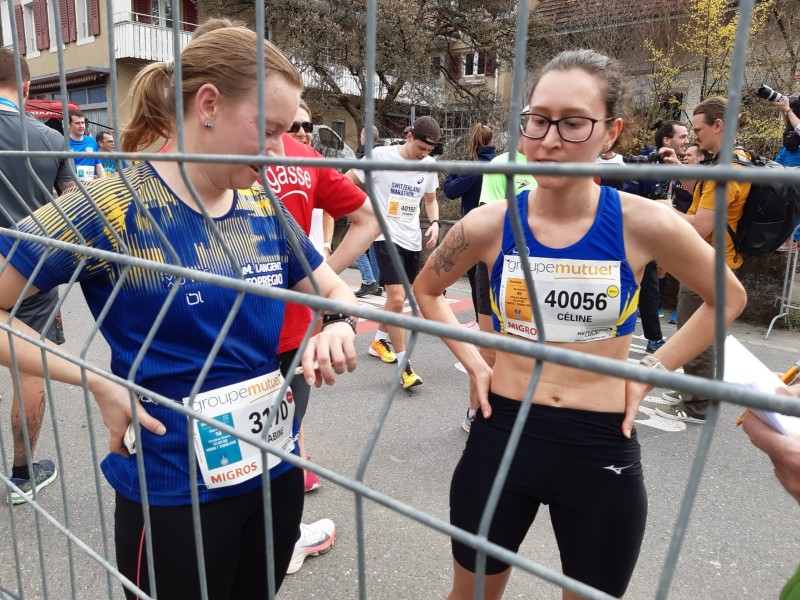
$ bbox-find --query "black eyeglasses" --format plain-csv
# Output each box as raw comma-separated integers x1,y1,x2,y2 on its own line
288,121,313,134
519,113,614,143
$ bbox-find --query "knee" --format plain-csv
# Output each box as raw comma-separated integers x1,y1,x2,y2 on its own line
384,289,406,311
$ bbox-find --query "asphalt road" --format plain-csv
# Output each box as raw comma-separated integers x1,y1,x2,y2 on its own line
1,270,799,599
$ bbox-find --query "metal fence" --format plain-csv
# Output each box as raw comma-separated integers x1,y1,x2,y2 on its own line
2,0,800,599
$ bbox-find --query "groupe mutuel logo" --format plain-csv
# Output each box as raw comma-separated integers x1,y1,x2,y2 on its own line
190,373,290,412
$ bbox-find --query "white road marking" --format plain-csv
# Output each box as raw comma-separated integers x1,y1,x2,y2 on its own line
641,394,674,406
634,406,687,431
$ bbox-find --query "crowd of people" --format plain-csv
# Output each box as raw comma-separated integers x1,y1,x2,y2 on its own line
1,19,799,600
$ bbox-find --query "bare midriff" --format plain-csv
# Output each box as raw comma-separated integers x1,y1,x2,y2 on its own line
489,334,631,413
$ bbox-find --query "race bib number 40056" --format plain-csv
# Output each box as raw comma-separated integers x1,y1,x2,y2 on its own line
183,370,295,489
499,255,622,342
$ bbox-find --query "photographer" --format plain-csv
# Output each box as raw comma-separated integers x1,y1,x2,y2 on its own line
772,92,800,167
621,120,690,354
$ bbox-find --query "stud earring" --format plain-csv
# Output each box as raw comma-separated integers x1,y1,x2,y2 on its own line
204,121,213,129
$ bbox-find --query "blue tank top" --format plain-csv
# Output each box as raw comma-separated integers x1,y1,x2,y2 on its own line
490,186,639,343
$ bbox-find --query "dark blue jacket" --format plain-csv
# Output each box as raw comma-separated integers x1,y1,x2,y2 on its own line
443,146,497,215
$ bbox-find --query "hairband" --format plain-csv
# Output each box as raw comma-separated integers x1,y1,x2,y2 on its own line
163,59,174,75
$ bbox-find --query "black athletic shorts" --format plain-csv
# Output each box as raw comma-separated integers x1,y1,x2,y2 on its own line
115,468,303,600
278,348,310,425
474,261,492,317
450,393,647,598
373,240,420,286
13,289,65,345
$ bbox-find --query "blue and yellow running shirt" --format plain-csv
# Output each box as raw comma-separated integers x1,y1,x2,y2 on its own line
0,162,323,505
490,187,639,343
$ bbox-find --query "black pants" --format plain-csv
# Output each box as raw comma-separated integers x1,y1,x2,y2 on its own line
115,468,303,600
278,348,311,425
676,284,714,416
466,264,478,320
639,261,663,342
450,394,647,598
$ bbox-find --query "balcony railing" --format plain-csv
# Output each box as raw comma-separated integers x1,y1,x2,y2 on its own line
113,13,193,62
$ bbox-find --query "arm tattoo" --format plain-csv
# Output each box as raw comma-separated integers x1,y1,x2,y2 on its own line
432,221,469,276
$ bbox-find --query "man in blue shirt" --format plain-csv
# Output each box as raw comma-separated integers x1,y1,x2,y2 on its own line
68,110,105,183
96,130,128,175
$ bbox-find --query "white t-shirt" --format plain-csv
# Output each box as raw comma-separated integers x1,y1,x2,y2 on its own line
309,208,325,254
595,153,625,166
352,145,438,251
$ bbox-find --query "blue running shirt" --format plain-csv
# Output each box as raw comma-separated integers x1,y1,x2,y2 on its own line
0,162,323,505
490,186,639,342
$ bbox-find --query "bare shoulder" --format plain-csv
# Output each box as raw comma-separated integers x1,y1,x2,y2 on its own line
431,202,506,275
460,201,507,239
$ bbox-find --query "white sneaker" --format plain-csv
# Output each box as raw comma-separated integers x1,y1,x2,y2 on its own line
462,408,476,433
286,519,336,575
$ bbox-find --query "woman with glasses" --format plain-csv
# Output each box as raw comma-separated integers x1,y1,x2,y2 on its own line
414,49,746,599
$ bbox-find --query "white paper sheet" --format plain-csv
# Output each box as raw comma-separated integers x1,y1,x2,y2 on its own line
723,335,800,436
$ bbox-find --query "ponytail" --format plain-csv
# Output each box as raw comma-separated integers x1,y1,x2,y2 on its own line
120,61,176,152
121,24,302,153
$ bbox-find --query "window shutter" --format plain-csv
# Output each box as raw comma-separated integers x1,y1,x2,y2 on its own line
66,0,77,42
14,5,26,55
133,0,151,24
35,0,51,50
447,53,461,79
58,0,69,42
181,0,197,31
33,0,43,50
484,52,496,76
89,0,100,35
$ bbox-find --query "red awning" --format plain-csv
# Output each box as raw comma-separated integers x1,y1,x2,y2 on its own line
29,69,106,94
25,100,81,119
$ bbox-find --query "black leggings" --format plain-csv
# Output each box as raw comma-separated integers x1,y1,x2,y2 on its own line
115,468,304,600
450,394,647,598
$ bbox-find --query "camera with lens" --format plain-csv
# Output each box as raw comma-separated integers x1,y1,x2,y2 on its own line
756,84,800,113
756,84,786,103
623,151,663,164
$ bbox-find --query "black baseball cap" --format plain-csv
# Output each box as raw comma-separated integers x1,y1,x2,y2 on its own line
403,116,441,145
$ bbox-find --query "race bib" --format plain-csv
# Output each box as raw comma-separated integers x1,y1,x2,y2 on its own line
75,165,94,182
183,370,295,489
499,255,622,342
387,194,419,223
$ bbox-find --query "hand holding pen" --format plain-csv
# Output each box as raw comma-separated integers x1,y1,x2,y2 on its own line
736,359,800,426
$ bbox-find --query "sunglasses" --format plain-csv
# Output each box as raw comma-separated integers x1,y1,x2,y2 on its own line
288,121,313,134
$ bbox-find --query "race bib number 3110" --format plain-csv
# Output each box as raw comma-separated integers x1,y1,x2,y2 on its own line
183,370,295,489
499,255,622,342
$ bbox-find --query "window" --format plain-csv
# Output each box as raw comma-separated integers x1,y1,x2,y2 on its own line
22,0,37,56
660,92,684,121
87,85,106,104
430,56,443,79
69,88,87,104
75,0,90,39
0,0,10,47
463,51,486,77
47,0,56,49
332,119,345,141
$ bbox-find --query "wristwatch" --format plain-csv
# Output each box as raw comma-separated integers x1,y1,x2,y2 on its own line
640,354,667,371
321,312,357,334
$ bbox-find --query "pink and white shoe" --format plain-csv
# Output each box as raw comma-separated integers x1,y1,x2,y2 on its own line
304,470,321,493
286,519,336,574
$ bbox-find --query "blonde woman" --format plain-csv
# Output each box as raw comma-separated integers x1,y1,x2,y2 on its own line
0,25,358,598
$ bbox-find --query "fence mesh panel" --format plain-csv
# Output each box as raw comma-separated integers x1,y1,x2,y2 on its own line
1,0,800,598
